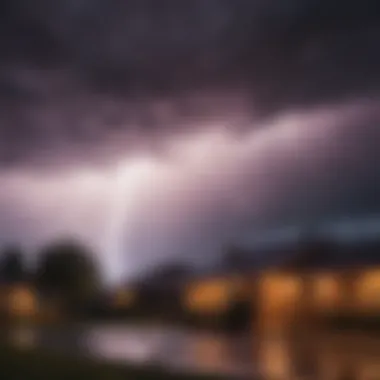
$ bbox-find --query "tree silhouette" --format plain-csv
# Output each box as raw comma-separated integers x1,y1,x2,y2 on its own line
147,262,191,283
222,245,248,270
35,239,99,312
285,231,334,270
0,245,25,283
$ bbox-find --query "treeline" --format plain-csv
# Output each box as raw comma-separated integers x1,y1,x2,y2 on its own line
0,239,100,315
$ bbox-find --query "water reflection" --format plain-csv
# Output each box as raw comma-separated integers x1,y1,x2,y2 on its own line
5,324,380,379
86,325,170,363
186,333,251,375
8,325,37,348
257,338,292,379
255,332,380,380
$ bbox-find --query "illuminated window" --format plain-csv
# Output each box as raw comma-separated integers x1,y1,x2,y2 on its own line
184,278,236,314
9,287,37,317
259,273,302,315
114,289,136,308
314,275,340,310
356,270,380,309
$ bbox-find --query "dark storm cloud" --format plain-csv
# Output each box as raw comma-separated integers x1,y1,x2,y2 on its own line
240,106,380,231
0,0,380,167
2,0,379,98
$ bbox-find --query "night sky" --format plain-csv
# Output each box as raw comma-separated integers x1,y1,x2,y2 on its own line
1,0,380,283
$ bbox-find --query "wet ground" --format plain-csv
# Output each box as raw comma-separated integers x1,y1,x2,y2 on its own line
6,324,380,379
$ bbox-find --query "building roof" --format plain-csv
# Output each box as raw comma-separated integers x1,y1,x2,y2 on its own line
273,239,380,272
186,238,380,281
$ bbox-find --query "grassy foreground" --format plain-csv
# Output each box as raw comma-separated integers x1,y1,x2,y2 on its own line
0,345,226,380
